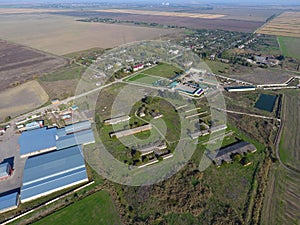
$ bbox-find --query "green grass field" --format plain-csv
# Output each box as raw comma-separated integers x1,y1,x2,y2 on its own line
124,73,163,85
279,91,300,170
33,191,121,225
142,63,183,78
277,36,300,60
205,60,230,74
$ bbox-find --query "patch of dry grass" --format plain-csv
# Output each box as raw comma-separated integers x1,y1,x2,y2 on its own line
0,80,49,121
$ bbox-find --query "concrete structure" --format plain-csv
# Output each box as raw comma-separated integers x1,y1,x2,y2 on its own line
0,192,19,213
138,142,167,156
0,162,12,180
207,141,257,166
225,86,256,92
210,124,227,133
104,115,130,125
110,124,152,139
20,146,88,203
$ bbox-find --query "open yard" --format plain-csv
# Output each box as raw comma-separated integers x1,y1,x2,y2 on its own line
33,191,121,225
279,91,300,171
277,36,300,60
0,39,67,90
257,11,300,38
0,14,180,55
0,80,49,121
224,67,293,85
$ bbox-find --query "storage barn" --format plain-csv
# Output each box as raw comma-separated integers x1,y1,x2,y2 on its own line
0,192,19,213
20,145,88,203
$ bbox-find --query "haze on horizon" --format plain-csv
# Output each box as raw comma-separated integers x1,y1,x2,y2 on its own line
0,0,299,6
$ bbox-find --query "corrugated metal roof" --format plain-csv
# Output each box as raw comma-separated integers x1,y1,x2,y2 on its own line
0,163,9,177
64,121,91,135
0,192,18,212
56,129,95,150
21,146,88,202
19,127,57,156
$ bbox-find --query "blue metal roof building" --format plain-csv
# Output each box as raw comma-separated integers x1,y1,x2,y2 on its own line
56,129,95,150
58,121,91,136
19,127,57,157
20,146,88,203
0,192,19,212
19,121,95,157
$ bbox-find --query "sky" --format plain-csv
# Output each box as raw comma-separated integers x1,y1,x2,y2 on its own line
0,0,299,5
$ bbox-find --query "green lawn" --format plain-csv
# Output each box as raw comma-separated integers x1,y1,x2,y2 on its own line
142,63,183,78
277,36,300,60
205,60,230,74
124,73,163,85
33,191,121,225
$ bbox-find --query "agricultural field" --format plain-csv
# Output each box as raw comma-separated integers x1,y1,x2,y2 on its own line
33,191,121,225
0,80,49,121
95,9,225,19
277,36,300,60
257,11,300,38
261,165,300,225
0,39,67,90
76,11,263,33
0,14,180,55
279,91,300,170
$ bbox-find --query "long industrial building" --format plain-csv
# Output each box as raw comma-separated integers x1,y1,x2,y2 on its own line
19,121,95,157
207,141,257,166
0,192,19,213
20,145,88,203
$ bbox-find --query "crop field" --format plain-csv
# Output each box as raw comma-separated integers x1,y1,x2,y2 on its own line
261,165,300,225
0,14,180,55
0,39,67,90
76,11,263,33
0,80,49,121
96,9,226,19
279,91,300,170
277,36,300,60
257,12,300,38
33,191,121,225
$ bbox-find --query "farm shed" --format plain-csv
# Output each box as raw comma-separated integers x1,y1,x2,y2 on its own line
0,192,19,213
110,124,152,139
207,141,257,166
20,146,88,203
225,86,256,92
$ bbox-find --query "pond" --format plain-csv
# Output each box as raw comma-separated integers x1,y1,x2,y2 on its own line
254,94,277,112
